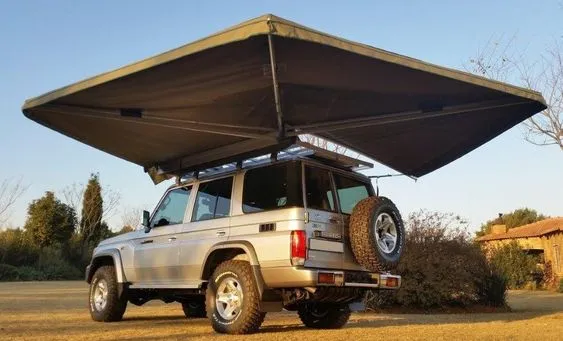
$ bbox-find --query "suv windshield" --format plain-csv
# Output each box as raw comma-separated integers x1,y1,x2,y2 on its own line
243,161,303,213
151,186,191,227
333,173,371,214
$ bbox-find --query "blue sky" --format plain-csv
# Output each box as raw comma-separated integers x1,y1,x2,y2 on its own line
1,1,561,232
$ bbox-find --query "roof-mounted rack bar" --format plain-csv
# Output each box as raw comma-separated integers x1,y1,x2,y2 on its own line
173,140,373,183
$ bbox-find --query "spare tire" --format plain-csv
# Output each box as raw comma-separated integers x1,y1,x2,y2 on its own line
349,196,404,271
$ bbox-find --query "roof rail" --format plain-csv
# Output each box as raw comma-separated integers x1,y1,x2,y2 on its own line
177,141,372,182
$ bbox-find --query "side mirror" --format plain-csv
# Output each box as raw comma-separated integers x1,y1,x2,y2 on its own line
142,210,151,233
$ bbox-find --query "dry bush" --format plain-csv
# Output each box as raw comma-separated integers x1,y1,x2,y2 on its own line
366,210,506,310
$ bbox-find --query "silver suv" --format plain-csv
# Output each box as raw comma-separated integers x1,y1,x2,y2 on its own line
85,147,403,334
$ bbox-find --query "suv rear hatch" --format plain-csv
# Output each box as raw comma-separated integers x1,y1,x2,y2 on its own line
302,162,372,272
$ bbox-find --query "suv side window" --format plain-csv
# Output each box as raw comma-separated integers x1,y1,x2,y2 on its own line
333,174,371,214
243,162,303,213
192,177,233,222
304,166,336,212
151,186,191,227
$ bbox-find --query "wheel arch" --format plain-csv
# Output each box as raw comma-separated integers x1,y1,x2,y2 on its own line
201,241,266,297
86,249,127,284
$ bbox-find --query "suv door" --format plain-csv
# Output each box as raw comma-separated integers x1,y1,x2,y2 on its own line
303,165,345,270
178,176,234,281
133,186,191,284
332,172,373,271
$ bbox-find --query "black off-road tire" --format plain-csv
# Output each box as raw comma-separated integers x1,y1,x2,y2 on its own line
89,265,127,322
206,260,266,334
182,297,207,318
297,303,351,329
349,196,405,271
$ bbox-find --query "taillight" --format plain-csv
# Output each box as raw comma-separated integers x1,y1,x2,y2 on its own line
385,277,399,288
291,230,307,266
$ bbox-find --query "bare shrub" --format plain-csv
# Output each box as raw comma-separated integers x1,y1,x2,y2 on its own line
365,210,506,310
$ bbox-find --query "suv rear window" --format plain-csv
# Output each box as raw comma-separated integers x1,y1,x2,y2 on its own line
333,174,371,214
243,162,303,213
304,166,336,212
192,177,233,221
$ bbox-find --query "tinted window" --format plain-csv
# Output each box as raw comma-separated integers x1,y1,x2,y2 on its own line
192,177,233,221
305,166,336,212
151,186,191,227
243,162,303,213
333,174,371,214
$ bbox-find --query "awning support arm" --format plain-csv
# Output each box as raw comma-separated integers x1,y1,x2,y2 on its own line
288,99,534,135
267,23,285,140
39,104,277,140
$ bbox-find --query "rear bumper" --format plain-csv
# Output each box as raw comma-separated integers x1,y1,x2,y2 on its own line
261,266,401,289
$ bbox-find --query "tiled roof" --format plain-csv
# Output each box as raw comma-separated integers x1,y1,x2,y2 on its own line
476,217,563,242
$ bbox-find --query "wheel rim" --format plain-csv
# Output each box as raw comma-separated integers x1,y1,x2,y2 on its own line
92,279,108,311
215,277,243,320
374,212,398,254
309,305,329,318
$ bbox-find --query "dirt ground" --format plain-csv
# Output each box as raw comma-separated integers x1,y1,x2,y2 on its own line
0,282,562,341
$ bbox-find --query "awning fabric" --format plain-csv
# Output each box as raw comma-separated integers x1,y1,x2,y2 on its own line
22,14,546,183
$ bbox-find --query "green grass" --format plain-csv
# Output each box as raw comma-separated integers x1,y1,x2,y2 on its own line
1,281,562,340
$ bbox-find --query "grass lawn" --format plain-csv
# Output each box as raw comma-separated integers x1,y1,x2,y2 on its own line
0,281,562,340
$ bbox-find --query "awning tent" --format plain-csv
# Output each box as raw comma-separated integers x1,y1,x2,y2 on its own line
22,14,546,183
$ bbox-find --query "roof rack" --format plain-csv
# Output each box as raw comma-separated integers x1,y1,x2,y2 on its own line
177,141,373,182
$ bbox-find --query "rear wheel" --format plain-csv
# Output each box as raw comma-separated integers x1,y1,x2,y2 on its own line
298,303,351,329
182,298,206,318
205,260,265,334
88,265,127,322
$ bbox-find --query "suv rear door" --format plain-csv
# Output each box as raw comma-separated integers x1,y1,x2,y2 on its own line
303,165,344,270
332,172,373,271
177,176,234,282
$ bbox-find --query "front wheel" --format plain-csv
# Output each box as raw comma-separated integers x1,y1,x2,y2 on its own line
206,260,265,334
89,265,127,322
298,303,351,329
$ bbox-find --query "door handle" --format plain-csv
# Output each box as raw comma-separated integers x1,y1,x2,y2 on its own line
141,240,153,245
216,231,226,237
168,236,177,242
328,218,339,224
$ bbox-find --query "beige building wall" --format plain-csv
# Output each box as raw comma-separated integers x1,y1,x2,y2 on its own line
541,233,563,277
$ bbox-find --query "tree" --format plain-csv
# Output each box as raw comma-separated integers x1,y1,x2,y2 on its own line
477,208,548,236
488,241,538,289
61,173,120,245
0,177,29,226
0,228,39,266
468,37,562,150
117,225,134,235
300,134,349,155
120,205,141,231
365,210,506,309
24,191,76,248
79,174,103,246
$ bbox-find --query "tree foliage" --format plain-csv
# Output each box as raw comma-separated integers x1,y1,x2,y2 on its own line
0,228,38,266
0,173,122,281
488,241,539,289
0,177,28,226
79,174,104,246
61,173,120,246
468,37,562,150
23,192,76,248
477,208,548,236
120,205,141,232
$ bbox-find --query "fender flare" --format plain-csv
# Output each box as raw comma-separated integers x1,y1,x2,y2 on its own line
86,249,127,284
201,241,266,297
